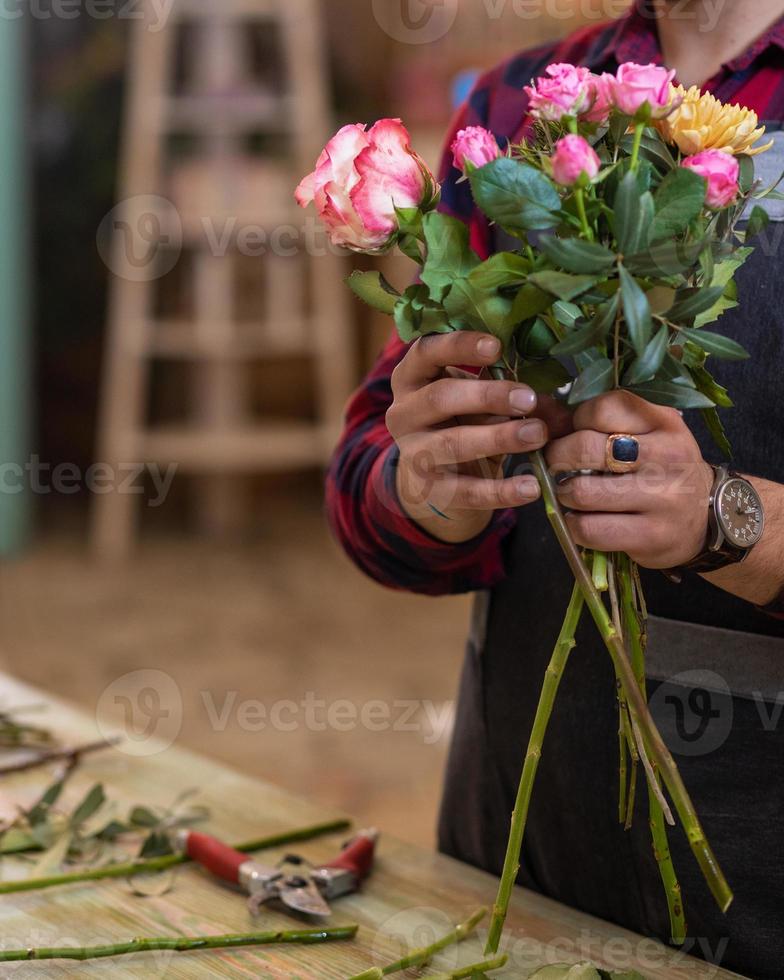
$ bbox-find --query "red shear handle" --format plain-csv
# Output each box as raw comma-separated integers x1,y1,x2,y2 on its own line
184,831,246,885
320,831,377,883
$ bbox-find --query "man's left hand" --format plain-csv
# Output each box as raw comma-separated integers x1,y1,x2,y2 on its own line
545,391,714,569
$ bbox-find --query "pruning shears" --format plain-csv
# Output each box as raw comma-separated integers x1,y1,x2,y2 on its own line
174,827,378,917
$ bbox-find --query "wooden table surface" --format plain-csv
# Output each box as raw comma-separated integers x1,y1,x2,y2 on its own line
0,675,744,979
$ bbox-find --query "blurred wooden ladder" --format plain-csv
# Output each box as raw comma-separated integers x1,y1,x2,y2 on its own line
91,0,352,558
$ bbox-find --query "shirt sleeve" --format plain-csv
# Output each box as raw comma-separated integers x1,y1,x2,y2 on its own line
324,87,519,596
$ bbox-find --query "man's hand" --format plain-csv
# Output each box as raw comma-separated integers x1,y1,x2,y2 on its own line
546,391,714,569
386,333,572,544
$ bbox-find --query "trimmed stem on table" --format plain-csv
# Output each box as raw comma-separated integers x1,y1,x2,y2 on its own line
0,927,359,962
485,584,585,956
349,907,487,980
0,819,351,895
427,956,508,979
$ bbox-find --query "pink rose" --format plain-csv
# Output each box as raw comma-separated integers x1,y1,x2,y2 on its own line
524,63,594,122
295,119,437,251
611,62,677,118
451,126,501,173
681,149,740,209
583,72,615,124
551,134,601,186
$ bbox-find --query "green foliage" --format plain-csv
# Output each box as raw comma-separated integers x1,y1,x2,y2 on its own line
551,296,618,357
745,205,770,241
667,285,727,323
538,236,616,274
678,327,749,361
648,167,706,243
443,280,514,342
421,213,481,301
623,324,669,385
618,265,652,355
614,172,654,254
346,271,400,316
527,271,600,302
568,357,614,405
627,380,715,410
469,157,561,232
394,285,453,343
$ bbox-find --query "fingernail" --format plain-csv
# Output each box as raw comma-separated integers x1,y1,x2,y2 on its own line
509,387,536,414
516,478,541,501
477,337,500,358
518,420,546,446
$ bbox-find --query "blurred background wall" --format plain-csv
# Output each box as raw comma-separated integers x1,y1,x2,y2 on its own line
1,0,630,846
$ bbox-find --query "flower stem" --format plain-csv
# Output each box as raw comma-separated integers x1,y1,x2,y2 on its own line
349,907,487,980
485,583,585,956
0,927,358,962
629,122,645,172
428,956,508,979
617,554,686,945
574,187,594,241
526,449,732,914
0,819,351,895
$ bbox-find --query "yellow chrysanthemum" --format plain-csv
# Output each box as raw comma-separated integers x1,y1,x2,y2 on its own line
656,85,774,157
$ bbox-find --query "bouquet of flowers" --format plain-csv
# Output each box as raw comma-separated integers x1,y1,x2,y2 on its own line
296,63,777,952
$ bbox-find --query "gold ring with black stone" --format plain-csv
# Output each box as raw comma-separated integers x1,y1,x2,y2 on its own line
606,434,640,474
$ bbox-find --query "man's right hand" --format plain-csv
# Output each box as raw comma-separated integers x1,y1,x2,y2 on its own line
385,333,573,544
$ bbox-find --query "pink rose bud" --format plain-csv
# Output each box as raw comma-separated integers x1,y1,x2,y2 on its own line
451,126,501,173
681,149,740,209
295,119,438,252
611,62,677,118
582,72,615,124
524,62,594,122
551,134,601,186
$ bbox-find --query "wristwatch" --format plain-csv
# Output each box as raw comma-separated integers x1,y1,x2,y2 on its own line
673,464,765,578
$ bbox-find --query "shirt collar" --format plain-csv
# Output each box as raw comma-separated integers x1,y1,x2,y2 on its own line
590,0,784,75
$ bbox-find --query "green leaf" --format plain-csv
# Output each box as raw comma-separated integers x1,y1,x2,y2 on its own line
518,317,556,359
691,364,733,407
737,154,755,194
745,205,770,241
694,248,752,327
620,131,677,171
139,830,174,858
467,251,528,291
552,301,583,329
469,157,561,232
503,283,553,331
394,205,423,239
614,171,646,254
129,806,160,828
678,327,749,360
443,279,514,342
394,285,453,343
517,358,573,393
618,265,652,356
32,829,74,876
421,212,481,301
667,285,727,323
628,379,715,409
623,323,669,384
347,270,400,316
71,784,107,827
538,236,616,274
702,407,733,458
648,167,706,243
568,357,613,405
527,271,600,302
551,295,618,357
625,238,706,277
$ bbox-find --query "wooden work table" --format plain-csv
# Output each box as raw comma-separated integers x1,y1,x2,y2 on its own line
0,675,744,979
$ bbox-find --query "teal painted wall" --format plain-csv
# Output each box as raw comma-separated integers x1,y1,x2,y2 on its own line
0,11,31,555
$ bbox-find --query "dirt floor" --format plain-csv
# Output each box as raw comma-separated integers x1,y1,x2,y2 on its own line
0,496,473,848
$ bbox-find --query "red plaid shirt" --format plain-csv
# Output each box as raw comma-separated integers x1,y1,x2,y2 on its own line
326,2,784,596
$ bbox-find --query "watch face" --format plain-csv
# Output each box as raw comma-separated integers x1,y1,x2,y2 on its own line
716,479,764,549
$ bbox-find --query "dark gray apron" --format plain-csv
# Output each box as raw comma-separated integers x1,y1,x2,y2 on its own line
438,130,784,979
